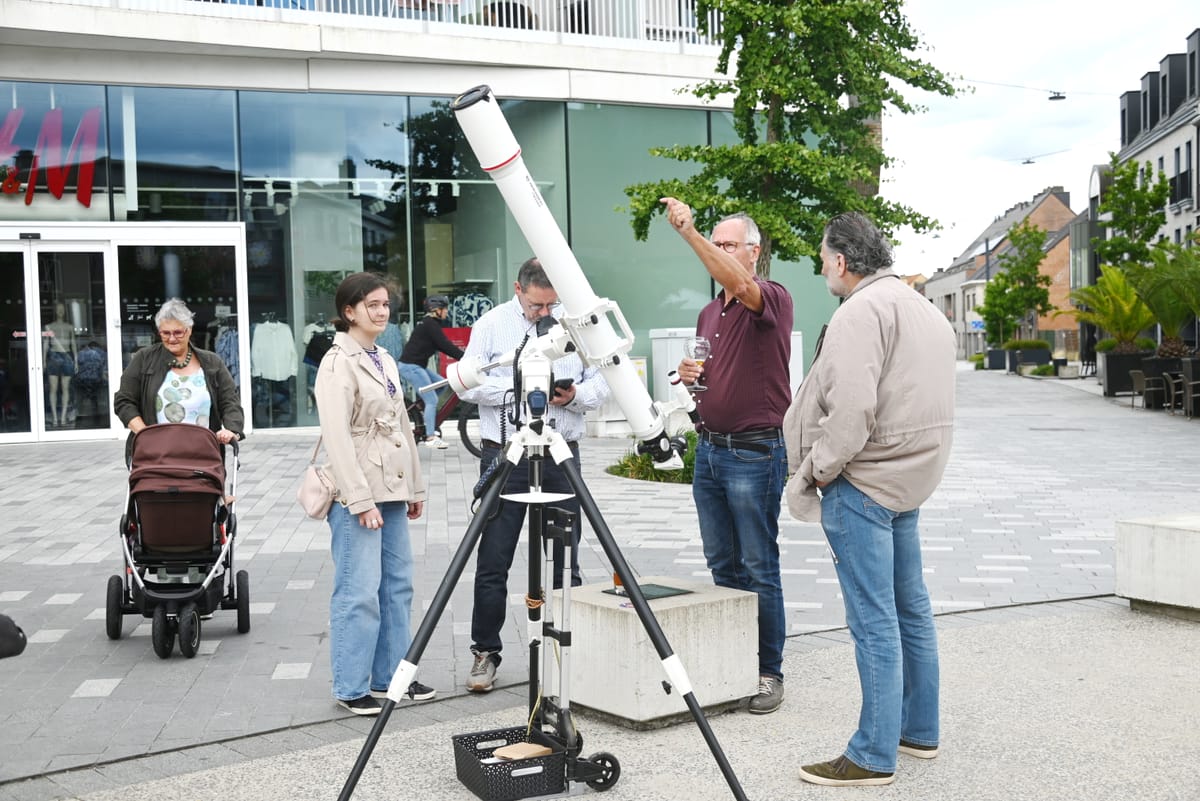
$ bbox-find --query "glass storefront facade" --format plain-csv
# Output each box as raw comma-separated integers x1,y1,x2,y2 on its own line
1,79,833,438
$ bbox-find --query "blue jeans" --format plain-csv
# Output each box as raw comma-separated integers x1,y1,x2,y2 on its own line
820,476,939,773
471,441,582,663
692,435,787,679
328,501,414,700
397,362,440,437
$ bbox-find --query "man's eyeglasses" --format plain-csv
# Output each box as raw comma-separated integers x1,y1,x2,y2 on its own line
712,241,747,253
159,329,188,340
520,292,556,313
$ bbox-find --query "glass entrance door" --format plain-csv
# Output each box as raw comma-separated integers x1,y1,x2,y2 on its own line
0,247,34,438
0,222,248,443
0,241,115,441
0,241,117,441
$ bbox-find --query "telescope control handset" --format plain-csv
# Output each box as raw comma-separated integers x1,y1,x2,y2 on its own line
440,84,686,470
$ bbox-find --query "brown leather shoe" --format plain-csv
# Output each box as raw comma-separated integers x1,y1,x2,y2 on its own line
799,755,895,786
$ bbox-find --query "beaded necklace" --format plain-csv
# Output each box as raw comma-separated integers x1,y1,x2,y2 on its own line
166,347,194,370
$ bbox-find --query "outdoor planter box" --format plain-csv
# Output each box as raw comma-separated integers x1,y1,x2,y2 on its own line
1098,351,1152,397
1141,357,1182,410
1008,348,1050,372
985,349,1007,370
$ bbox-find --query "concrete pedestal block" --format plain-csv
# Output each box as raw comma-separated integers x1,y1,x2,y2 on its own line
1115,515,1200,619
546,576,758,729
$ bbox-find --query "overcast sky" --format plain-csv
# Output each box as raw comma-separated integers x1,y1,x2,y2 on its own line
880,1,1198,276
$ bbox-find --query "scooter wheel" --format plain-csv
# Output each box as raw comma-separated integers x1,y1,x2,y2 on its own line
584,752,620,791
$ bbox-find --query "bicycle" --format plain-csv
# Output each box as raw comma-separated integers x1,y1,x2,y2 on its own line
406,387,482,458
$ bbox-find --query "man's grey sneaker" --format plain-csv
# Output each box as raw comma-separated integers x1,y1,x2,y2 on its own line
898,739,939,759
799,755,895,787
369,681,437,701
338,696,382,716
748,675,784,714
467,651,497,692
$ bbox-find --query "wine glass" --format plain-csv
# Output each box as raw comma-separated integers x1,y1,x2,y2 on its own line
686,336,711,392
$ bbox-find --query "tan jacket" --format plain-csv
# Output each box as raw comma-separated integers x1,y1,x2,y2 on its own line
314,332,426,514
783,269,955,522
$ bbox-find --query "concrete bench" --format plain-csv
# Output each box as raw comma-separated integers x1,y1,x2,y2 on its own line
547,576,758,729
1115,514,1200,622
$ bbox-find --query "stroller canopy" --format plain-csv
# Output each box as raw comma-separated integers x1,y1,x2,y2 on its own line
128,424,226,497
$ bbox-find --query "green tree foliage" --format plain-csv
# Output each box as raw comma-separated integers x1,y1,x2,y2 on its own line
1059,265,1156,354
1093,153,1169,269
976,220,1053,344
977,272,1019,347
1131,242,1200,356
624,0,955,276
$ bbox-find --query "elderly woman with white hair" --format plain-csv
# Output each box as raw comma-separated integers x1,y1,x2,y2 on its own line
114,298,244,444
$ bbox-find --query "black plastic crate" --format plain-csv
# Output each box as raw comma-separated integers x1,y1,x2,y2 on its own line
452,725,565,801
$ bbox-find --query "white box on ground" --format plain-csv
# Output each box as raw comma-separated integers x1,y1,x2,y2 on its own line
585,357,646,437
788,331,805,395
648,327,694,403
1115,514,1200,611
545,576,758,728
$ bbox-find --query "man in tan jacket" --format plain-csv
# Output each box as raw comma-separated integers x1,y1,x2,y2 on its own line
784,212,955,787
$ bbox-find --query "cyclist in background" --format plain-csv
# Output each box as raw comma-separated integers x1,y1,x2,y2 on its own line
397,295,465,449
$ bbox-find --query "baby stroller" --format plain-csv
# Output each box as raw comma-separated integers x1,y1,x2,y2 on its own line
105,423,250,658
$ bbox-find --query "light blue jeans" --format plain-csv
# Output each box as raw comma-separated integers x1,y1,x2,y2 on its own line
397,362,440,438
820,476,939,773
692,436,787,679
328,501,414,700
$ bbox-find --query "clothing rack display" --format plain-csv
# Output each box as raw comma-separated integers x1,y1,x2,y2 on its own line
251,316,297,427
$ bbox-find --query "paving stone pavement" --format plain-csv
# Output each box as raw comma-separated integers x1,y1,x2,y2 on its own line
1,366,1198,799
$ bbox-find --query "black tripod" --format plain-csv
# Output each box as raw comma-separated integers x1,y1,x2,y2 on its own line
337,419,749,801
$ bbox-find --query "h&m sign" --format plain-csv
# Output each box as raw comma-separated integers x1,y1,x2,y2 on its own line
0,106,103,209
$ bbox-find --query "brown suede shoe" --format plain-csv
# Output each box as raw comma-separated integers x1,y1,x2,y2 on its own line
799,755,895,786
898,739,939,759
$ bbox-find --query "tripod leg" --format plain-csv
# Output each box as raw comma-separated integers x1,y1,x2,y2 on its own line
337,455,518,801
557,456,750,801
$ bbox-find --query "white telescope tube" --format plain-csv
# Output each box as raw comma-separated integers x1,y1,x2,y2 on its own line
452,86,669,450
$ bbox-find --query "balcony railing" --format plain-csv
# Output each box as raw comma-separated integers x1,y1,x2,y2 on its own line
29,0,724,47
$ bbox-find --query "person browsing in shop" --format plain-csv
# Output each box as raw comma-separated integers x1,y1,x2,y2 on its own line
662,197,793,715
456,257,610,694
397,295,465,449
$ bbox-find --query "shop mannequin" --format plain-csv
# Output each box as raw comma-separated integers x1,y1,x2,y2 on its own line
44,302,77,427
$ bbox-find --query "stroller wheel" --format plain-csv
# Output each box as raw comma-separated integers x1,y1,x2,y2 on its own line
235,570,251,634
178,604,201,658
105,576,124,641
151,606,175,659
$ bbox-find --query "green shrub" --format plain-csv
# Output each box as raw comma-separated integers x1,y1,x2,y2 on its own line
968,353,985,371
1095,336,1155,353
1031,364,1055,376
1001,338,1050,350
606,430,697,483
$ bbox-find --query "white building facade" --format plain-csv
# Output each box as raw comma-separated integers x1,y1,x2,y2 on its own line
0,0,838,442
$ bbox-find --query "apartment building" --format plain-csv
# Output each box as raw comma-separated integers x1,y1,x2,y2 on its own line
922,186,1076,359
